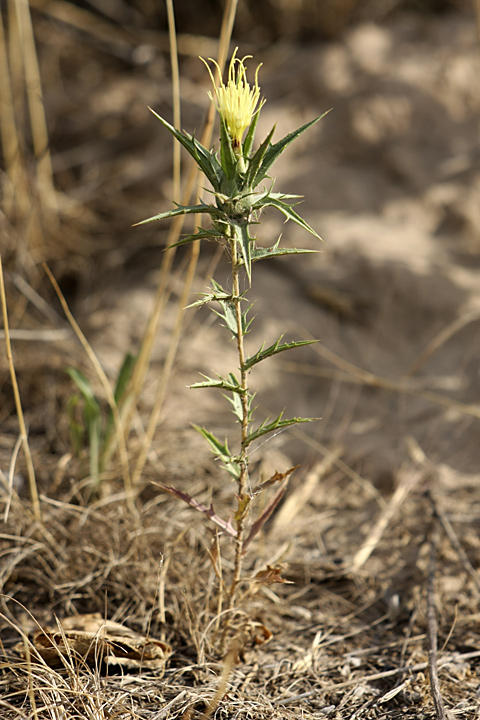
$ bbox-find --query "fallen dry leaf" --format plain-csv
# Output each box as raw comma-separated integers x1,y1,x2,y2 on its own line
17,612,172,670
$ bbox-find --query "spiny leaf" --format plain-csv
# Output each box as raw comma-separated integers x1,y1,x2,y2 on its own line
242,107,261,160
133,201,221,227
244,413,318,447
212,298,238,337
259,195,322,239
148,107,223,190
232,222,253,283
186,279,233,309
255,111,330,186
194,426,241,480
186,292,231,310
189,373,247,393
244,125,276,189
154,482,237,537
225,390,244,423
242,337,317,371
219,115,238,182
170,227,225,249
251,245,318,263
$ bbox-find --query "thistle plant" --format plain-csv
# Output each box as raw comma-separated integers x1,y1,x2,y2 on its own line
138,49,327,616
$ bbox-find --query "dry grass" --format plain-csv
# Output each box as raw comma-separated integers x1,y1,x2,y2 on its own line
2,461,480,718
1,1,480,718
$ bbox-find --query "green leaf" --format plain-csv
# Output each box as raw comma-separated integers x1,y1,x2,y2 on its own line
251,243,318,263
169,227,225,249
84,403,102,488
242,107,261,159
134,201,221,227
211,289,240,337
185,280,232,309
114,353,136,406
232,222,253,283
225,389,244,423
100,353,136,472
195,426,230,459
242,337,317,371
259,195,322,240
194,426,241,481
66,367,97,405
244,413,317,447
67,395,85,456
66,368,102,487
148,107,223,190
244,125,275,189
219,115,238,182
255,112,330,186
190,373,246,393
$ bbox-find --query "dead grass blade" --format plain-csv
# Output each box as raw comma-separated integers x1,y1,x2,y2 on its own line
406,307,480,376
198,636,240,720
282,332,480,421
0,254,41,521
351,467,424,572
0,7,26,218
271,451,341,532
12,0,57,220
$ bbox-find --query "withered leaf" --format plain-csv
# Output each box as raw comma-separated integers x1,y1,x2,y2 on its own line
251,564,293,585
16,613,172,671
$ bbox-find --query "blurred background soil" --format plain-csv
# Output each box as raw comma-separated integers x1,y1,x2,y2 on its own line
3,0,480,481
2,1,480,716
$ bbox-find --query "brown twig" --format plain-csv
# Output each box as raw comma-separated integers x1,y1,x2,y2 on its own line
427,525,447,720
429,492,480,597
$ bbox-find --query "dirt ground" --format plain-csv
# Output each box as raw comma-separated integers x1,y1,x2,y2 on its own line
2,3,480,718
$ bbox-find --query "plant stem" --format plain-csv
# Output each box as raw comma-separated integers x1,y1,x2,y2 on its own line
227,233,250,611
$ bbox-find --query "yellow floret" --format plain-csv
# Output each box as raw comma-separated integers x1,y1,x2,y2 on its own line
201,48,265,151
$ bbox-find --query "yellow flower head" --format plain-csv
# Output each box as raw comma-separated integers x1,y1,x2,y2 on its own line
201,48,265,151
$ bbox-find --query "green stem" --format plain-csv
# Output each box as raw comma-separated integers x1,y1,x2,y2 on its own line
227,230,250,612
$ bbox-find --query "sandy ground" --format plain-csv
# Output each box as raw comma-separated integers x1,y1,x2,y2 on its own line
88,12,480,488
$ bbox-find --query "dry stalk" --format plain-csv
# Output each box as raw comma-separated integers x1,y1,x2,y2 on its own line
429,491,480,597
0,254,41,521
12,0,57,219
427,525,447,720
351,468,424,572
198,636,240,720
